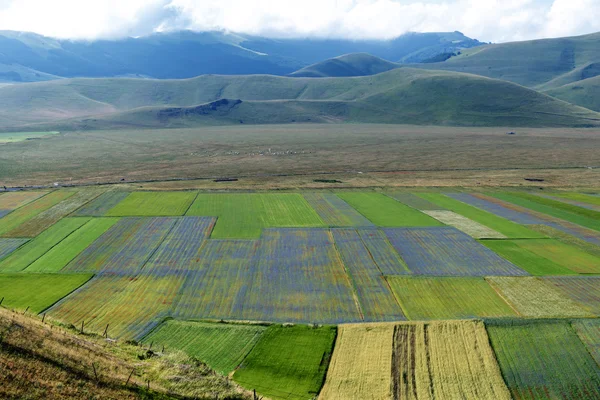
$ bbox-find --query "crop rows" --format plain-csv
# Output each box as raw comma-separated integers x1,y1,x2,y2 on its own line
355,229,410,275
526,224,600,258
65,217,176,275
0,218,90,272
387,192,445,210
572,319,600,365
4,189,104,238
141,216,215,276
384,227,527,276
417,193,544,238
486,277,593,317
145,320,266,374
303,193,373,226
24,218,120,273
48,274,185,339
338,192,442,226
448,193,545,224
393,321,510,400
513,239,600,274
0,273,93,313
332,229,405,322
486,319,600,399
242,229,361,324
0,191,47,211
545,276,600,315
423,210,506,238
0,191,74,236
320,323,394,400
106,191,198,216
387,277,516,320
0,238,28,261
482,239,575,276
543,194,600,211
173,239,259,320
233,325,336,400
74,191,129,216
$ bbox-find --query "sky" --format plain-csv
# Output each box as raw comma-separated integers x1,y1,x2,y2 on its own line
0,0,598,43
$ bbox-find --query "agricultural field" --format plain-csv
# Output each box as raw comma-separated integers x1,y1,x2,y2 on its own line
486,319,600,399
233,325,336,400
186,193,324,238
387,277,516,320
318,323,395,400
106,191,197,216
393,320,511,400
1,187,600,399
384,227,527,276
0,273,92,313
337,193,442,227
144,320,266,374
482,240,579,276
486,277,594,317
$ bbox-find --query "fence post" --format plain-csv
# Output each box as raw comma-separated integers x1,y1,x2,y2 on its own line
126,368,135,386
103,324,109,338
81,320,84,334
42,313,46,323
23,306,29,315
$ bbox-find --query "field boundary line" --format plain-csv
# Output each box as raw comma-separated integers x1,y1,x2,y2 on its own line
38,273,95,315
330,229,365,322
484,277,523,316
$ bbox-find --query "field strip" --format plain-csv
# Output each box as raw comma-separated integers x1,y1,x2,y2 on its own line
423,210,506,239
319,323,394,400
387,192,445,211
73,191,129,216
106,191,198,216
304,193,374,227
357,229,411,275
0,191,47,211
544,277,600,315
572,319,600,366
0,238,29,261
393,320,511,400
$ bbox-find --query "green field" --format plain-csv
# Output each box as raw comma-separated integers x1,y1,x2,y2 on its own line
0,273,92,313
387,276,516,320
106,192,198,216
512,239,600,274
526,224,600,258
486,319,600,400
490,192,600,232
0,191,74,236
550,192,600,207
145,320,266,374
0,131,59,143
416,193,545,238
25,218,120,273
0,218,90,272
337,193,442,227
482,240,578,276
233,325,336,400
187,193,324,238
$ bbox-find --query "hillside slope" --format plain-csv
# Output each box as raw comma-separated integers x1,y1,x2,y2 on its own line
289,53,400,77
5,69,598,129
0,30,483,82
414,32,600,89
546,76,600,112
0,306,250,399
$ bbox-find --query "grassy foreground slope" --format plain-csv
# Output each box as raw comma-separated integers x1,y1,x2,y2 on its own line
546,76,600,112
2,68,599,129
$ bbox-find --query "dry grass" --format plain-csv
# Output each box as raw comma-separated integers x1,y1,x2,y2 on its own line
319,323,394,400
422,210,506,238
393,320,510,400
0,306,251,400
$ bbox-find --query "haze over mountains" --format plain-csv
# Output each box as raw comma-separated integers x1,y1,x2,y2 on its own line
1,29,600,128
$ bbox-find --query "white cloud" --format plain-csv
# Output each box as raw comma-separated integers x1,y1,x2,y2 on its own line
0,0,597,42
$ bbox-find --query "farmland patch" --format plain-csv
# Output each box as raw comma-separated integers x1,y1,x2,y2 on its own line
144,320,266,375
318,323,394,400
233,325,336,400
0,191,47,210
486,277,593,317
572,319,600,365
513,239,600,274
423,210,506,238
106,191,197,216
545,276,600,315
393,320,510,400
337,193,442,227
449,193,545,224
387,192,445,211
0,273,92,313
74,191,129,216
387,276,515,320
0,238,28,261
303,193,373,226
356,229,410,275
486,319,600,399
384,227,527,276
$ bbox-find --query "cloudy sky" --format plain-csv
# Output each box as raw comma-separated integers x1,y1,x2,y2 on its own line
0,0,598,43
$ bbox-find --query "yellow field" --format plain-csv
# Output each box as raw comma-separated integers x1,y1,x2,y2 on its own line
486,277,594,317
422,210,506,239
319,323,394,400
394,320,511,400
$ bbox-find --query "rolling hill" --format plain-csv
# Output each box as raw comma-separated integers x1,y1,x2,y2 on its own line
2,68,598,129
289,53,400,77
0,30,482,82
545,76,600,112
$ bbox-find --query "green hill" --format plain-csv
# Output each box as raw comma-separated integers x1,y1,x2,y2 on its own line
6,68,598,129
289,53,400,77
415,32,600,89
546,76,600,112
